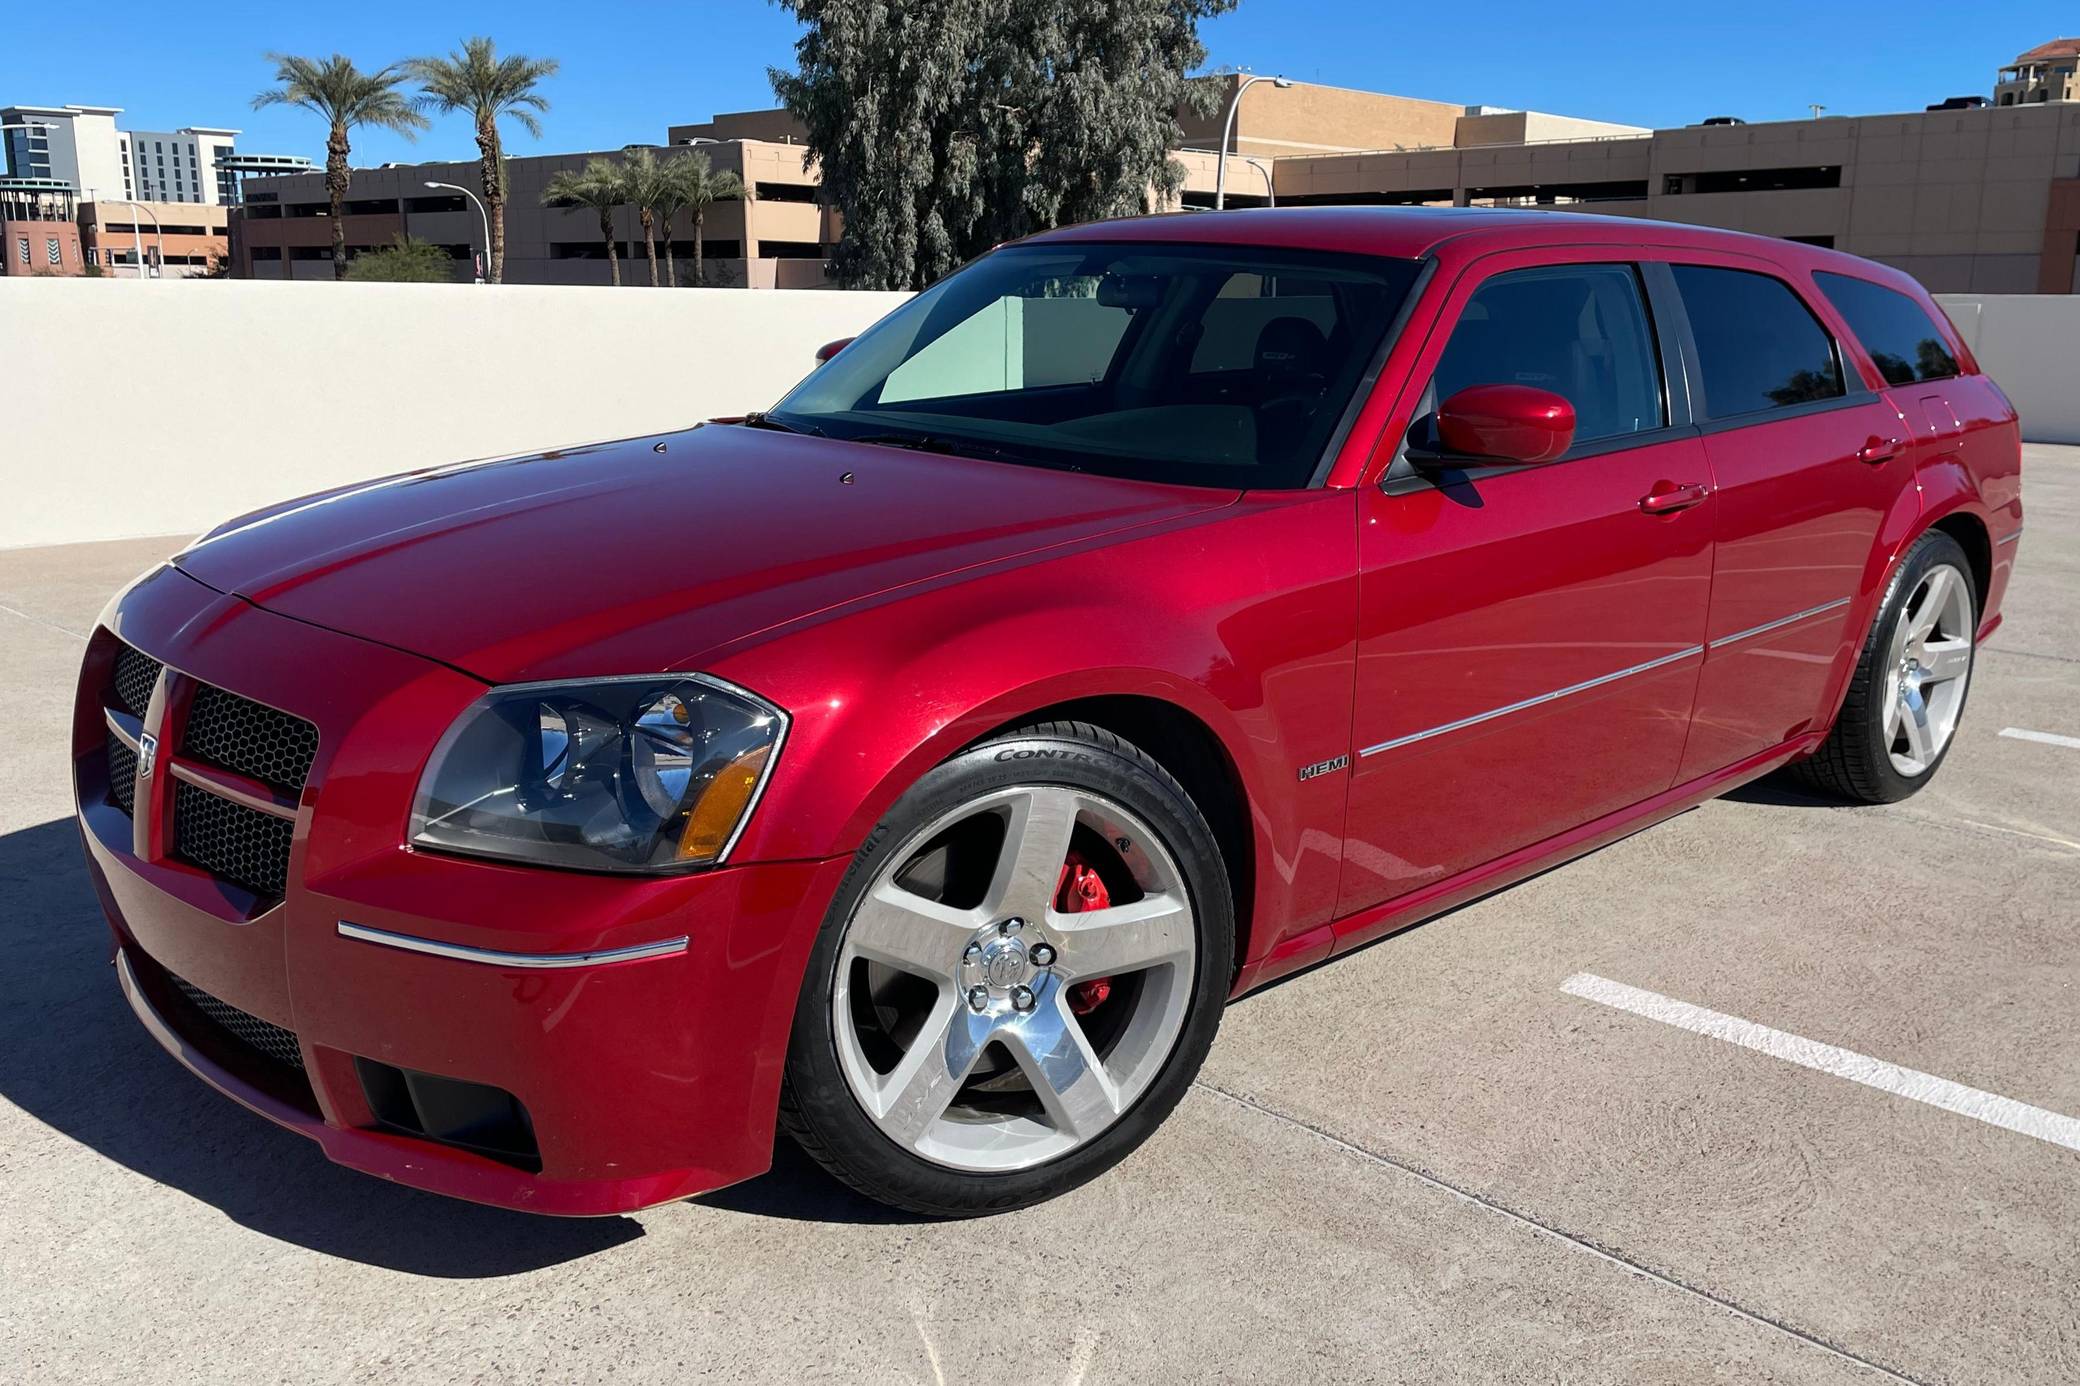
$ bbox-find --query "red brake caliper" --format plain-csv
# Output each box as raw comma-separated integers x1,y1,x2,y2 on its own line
1055,853,1113,1016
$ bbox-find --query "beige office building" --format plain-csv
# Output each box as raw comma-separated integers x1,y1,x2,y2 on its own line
230,64,2080,295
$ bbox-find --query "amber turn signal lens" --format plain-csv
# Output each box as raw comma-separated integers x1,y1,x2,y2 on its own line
677,743,773,860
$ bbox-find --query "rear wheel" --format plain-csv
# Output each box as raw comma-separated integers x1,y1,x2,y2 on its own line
1792,529,1977,803
780,720,1233,1216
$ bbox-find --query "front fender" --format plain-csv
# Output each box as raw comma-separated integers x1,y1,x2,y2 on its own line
713,491,1363,969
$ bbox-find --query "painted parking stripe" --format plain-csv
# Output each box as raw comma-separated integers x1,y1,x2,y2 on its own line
1560,973,2080,1155
1999,727,2080,750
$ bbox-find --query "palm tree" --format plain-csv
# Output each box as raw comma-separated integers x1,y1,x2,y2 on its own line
619,148,667,287
406,38,557,285
655,151,744,288
542,160,626,286
253,54,426,281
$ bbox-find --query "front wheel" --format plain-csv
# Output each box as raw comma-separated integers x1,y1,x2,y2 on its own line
779,720,1233,1217
1792,529,1978,803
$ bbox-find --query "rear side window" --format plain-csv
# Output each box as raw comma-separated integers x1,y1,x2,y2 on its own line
1672,265,1845,418
1430,263,1666,445
1813,272,1961,386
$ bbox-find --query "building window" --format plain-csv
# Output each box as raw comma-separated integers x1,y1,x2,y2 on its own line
16,237,28,265
46,237,61,265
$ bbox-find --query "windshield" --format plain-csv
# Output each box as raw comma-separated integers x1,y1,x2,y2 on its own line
769,241,1421,489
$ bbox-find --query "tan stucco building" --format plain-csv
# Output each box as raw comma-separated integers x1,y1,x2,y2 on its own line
228,73,2080,295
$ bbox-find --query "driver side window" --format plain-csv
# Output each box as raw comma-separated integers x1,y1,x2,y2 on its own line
1430,263,1666,448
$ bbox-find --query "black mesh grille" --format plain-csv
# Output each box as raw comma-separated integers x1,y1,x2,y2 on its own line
169,972,305,1072
112,644,163,719
173,781,293,899
181,685,318,793
107,733,138,815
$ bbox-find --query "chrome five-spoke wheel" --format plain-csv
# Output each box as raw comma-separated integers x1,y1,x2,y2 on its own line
1884,562,1973,777
832,785,1196,1171
1793,528,1978,804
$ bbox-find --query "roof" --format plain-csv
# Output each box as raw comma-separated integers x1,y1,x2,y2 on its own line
1021,204,1808,263
2013,38,2080,63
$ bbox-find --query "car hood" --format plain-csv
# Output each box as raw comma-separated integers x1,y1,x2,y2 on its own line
174,424,1237,684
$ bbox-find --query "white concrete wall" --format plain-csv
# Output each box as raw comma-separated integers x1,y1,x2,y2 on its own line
1,278,910,549
1935,294,2080,445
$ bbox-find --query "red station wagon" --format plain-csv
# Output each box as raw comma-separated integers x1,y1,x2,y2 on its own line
74,208,2024,1216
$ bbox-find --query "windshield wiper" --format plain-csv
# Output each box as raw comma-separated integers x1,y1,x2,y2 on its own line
741,411,825,436
848,431,969,455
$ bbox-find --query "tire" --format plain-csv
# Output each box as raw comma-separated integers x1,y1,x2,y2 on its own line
1791,529,1978,804
779,719,1234,1217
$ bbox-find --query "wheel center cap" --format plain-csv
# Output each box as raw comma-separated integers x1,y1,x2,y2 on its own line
977,937,1030,989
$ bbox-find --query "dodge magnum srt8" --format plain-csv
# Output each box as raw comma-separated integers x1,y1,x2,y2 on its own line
75,208,2023,1216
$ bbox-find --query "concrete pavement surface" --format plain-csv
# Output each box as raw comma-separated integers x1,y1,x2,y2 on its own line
3,447,2075,1384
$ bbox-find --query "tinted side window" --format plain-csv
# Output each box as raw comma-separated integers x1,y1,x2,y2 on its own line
1814,271,1960,386
1672,265,1845,417
1431,263,1665,445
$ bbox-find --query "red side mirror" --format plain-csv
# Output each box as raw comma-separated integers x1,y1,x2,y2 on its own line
1436,384,1576,464
814,337,854,365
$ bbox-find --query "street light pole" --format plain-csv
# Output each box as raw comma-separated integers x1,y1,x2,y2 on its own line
1215,73,1291,211
105,199,163,279
424,180,490,283
1243,156,1276,207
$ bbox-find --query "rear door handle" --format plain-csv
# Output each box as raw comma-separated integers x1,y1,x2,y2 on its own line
1639,482,1709,515
1856,436,1905,464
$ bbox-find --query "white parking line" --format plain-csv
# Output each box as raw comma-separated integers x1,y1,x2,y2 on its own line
1999,726,2080,750
1560,973,2080,1155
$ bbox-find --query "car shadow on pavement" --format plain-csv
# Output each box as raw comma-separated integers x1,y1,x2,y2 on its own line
0,816,643,1277
1721,773,1847,808
692,1136,923,1225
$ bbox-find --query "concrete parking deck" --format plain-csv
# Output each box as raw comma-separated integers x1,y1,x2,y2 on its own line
3,448,2074,1384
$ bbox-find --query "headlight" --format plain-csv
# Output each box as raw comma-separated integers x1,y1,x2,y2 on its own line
410,674,788,873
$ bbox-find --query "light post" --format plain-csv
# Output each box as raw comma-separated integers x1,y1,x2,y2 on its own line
424,180,490,283
104,198,163,279
1242,155,1276,207
1215,74,1291,210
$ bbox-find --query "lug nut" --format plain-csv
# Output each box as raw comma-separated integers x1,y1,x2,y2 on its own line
1000,917,1024,935
967,986,990,1012
963,942,982,962
1011,985,1035,1012
1030,943,1056,967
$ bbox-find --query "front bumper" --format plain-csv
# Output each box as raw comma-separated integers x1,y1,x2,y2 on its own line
76,564,847,1216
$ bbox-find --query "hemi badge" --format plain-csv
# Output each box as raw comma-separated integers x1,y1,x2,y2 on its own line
137,732,158,778
1297,754,1349,782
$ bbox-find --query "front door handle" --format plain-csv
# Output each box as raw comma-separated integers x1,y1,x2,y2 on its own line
1856,435,1905,464
1639,482,1709,515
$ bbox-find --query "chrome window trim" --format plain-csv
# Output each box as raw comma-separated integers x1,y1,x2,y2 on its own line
1358,644,1705,759
1708,596,1852,650
337,920,690,969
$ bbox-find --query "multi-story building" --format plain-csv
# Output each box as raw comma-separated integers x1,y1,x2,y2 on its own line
119,127,241,205
1997,39,2079,107
1,182,85,277
0,103,300,206
78,201,230,277
228,64,2080,295
235,110,843,286
2,105,127,201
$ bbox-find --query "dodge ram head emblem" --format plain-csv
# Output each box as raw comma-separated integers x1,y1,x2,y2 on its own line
137,732,157,778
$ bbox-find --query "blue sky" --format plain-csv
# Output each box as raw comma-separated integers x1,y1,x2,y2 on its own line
2,1,2071,167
